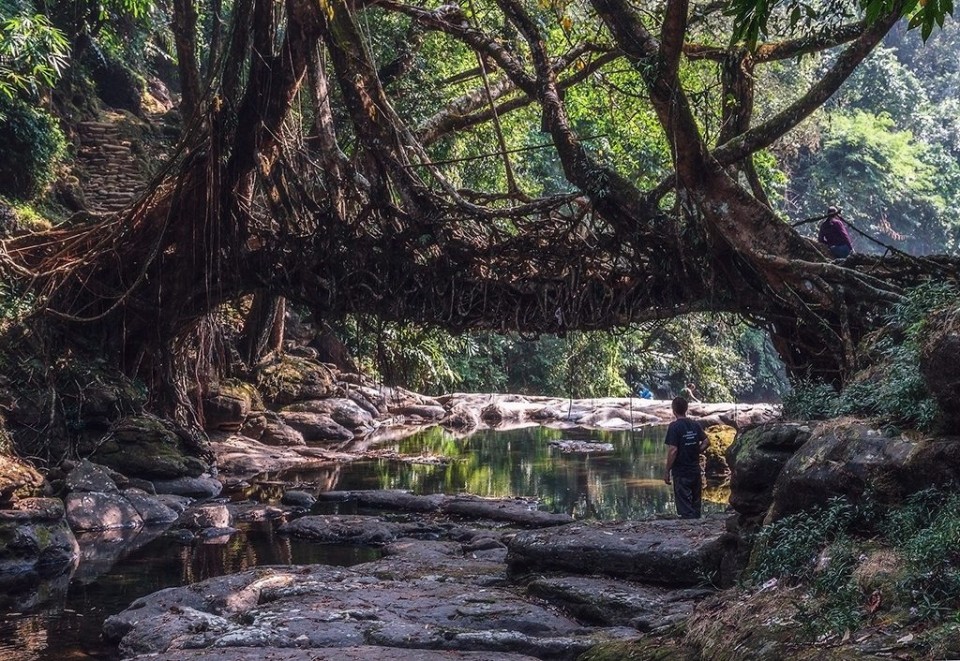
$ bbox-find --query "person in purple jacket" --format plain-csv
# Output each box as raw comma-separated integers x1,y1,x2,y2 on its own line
818,206,854,258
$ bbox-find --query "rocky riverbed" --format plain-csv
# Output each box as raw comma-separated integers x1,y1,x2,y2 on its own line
0,351,811,660
102,504,732,660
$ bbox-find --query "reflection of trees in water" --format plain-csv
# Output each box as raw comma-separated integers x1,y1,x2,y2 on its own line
329,426,729,520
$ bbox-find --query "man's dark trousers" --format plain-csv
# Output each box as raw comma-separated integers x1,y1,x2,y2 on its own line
672,471,702,519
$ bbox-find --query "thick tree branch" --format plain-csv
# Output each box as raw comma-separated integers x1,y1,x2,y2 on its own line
685,22,866,62
713,5,902,165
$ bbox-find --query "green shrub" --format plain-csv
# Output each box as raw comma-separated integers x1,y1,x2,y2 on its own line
0,97,66,200
784,284,954,429
781,380,841,420
751,497,861,584
749,489,960,636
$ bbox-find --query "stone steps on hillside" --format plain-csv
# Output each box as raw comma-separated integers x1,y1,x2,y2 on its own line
74,114,149,214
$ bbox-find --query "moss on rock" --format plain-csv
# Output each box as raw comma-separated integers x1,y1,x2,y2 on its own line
255,356,338,407
703,424,736,477
87,415,206,480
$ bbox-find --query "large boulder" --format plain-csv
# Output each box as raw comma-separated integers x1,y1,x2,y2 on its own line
258,414,306,447
255,356,338,407
282,398,375,432
727,423,812,525
89,415,207,480
279,411,354,442
66,491,143,531
64,459,120,494
202,380,264,432
765,422,960,523
0,498,79,574
122,489,180,525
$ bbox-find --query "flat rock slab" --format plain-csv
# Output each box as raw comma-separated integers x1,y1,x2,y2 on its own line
129,647,541,661
548,440,615,454
527,575,712,631
104,564,637,660
507,516,741,587
319,490,572,527
278,515,410,545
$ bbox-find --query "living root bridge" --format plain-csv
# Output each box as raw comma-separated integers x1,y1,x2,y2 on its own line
1,0,958,390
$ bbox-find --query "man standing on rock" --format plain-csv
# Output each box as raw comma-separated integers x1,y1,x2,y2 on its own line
663,397,709,519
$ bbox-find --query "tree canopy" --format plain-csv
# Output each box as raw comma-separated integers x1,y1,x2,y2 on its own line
2,0,959,404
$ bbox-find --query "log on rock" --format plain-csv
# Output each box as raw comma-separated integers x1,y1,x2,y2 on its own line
506,516,742,587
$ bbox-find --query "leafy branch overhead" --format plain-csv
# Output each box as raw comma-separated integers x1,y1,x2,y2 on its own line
728,0,952,45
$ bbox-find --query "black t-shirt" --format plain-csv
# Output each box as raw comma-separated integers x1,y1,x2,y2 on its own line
664,418,707,475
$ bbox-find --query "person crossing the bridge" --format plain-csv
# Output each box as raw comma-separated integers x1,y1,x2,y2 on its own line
663,397,709,519
818,206,854,259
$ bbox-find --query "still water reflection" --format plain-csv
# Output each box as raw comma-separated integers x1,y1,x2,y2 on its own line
276,425,729,520
1,424,729,660
0,522,378,661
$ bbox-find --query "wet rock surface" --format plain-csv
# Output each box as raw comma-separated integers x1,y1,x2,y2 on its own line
526,576,711,630
727,422,812,526
0,497,79,575
319,490,574,527
104,561,640,660
101,495,727,660
507,516,741,587
129,648,541,661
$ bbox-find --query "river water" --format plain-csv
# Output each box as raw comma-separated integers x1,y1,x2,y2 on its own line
0,424,729,660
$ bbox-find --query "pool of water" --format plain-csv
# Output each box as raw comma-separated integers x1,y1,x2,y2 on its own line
0,424,729,660
0,522,379,661
268,425,729,520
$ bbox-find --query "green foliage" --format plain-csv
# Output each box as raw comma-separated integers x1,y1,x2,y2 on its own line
781,380,840,419
845,282,955,428
784,283,955,428
335,316,477,394
0,95,66,200
0,7,69,100
751,497,860,585
749,489,960,636
885,488,960,620
791,110,955,254
728,0,948,48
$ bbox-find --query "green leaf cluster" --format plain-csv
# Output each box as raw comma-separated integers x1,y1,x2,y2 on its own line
750,488,960,636
0,5,69,99
0,95,66,200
